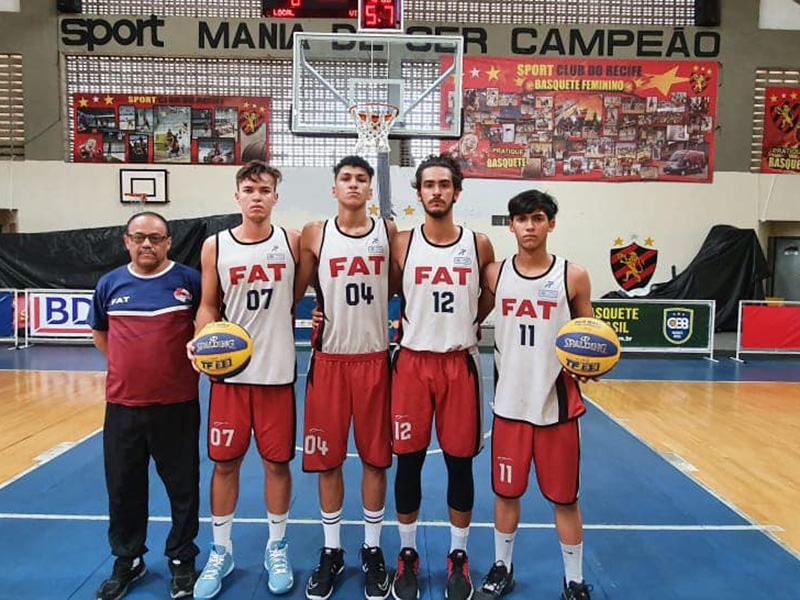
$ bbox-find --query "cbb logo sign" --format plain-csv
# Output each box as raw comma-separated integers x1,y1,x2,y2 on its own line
662,308,693,345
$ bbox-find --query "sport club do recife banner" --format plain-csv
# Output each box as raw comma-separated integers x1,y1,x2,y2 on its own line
760,86,800,174
73,94,270,165
441,57,718,182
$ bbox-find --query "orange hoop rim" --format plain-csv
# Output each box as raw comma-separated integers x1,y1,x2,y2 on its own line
349,102,400,123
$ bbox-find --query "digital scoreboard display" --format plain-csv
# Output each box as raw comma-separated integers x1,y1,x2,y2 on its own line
262,0,357,19
358,0,403,31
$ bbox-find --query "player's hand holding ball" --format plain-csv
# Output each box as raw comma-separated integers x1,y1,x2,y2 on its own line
190,321,254,378
555,317,621,381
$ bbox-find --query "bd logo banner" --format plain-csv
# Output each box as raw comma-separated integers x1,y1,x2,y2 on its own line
663,308,693,344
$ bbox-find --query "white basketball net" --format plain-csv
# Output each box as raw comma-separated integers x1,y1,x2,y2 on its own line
349,102,399,153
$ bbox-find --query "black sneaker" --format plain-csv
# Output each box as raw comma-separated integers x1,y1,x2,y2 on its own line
391,547,420,600
169,558,198,599
445,549,473,600
96,557,147,600
306,547,345,600
561,580,593,600
362,546,391,600
476,561,515,598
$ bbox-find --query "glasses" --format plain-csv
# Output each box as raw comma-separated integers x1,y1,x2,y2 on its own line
126,232,169,245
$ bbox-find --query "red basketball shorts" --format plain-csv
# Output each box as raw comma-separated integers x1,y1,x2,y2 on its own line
491,414,581,504
208,382,296,463
391,347,483,458
303,350,391,472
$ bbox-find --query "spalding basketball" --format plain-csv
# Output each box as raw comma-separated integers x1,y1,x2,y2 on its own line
555,317,621,377
192,321,253,378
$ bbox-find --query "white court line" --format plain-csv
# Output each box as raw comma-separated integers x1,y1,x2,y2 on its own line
0,513,782,532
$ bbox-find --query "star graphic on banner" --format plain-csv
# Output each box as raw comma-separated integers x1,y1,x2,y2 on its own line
92,95,100,103
515,77,526,87
78,96,89,107
613,237,624,246
243,101,250,108
260,105,267,113
104,95,115,105
644,237,655,246
635,67,690,96
770,94,778,103
368,204,379,216
470,67,481,78
792,92,798,101
403,205,415,216
486,65,501,81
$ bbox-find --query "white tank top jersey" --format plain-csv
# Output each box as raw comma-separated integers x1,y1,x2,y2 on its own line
400,225,480,352
315,217,390,354
216,226,296,385
493,255,574,425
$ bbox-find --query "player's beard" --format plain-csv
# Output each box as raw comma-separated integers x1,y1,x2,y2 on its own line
422,200,454,219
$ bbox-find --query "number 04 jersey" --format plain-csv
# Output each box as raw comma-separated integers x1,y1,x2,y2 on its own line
493,255,585,426
315,217,390,354
216,226,296,386
400,225,480,352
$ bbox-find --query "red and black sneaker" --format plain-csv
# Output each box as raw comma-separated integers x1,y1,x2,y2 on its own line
446,549,473,600
391,547,420,600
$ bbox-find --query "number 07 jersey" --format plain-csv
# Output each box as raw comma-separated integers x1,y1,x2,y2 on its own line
216,226,296,385
400,225,480,352
493,254,585,425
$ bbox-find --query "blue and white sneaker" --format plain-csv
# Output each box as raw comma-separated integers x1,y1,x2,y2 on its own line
264,537,294,595
193,544,234,599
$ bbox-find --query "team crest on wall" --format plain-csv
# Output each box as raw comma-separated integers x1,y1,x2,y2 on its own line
610,236,658,291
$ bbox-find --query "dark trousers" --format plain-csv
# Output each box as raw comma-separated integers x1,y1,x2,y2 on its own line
104,400,200,562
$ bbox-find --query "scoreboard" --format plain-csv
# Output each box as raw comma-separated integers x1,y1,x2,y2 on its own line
262,0,404,31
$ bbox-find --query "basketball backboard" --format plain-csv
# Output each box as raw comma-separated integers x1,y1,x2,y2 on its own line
291,32,463,139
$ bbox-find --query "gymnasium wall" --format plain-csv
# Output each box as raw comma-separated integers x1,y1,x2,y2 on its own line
0,0,798,297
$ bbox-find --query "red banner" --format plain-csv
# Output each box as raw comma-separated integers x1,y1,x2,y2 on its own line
73,94,270,165
442,57,718,182
741,304,800,350
760,86,800,174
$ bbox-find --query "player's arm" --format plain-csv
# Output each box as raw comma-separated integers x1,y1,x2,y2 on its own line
390,229,411,297
476,233,497,324
567,262,593,319
194,235,222,335
478,260,500,326
295,221,322,304
385,219,401,297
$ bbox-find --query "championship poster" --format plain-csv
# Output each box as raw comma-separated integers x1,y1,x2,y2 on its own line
442,57,719,182
760,86,800,174
73,94,270,165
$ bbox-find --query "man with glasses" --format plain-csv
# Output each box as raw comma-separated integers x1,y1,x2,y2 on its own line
89,211,202,600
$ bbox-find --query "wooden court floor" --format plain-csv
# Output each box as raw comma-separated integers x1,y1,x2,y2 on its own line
2,363,800,560
584,378,800,554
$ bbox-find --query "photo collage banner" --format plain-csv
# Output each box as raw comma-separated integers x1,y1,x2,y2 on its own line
760,86,800,174
73,94,271,165
441,57,719,182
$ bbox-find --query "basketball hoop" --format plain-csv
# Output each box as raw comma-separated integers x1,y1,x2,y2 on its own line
349,102,399,153
124,193,149,212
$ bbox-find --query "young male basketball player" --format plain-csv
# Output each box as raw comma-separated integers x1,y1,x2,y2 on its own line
474,190,593,600
190,161,300,599
295,155,396,600
389,153,495,600
90,212,201,600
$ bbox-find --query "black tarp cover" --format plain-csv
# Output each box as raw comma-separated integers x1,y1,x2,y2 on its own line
0,214,242,290
604,225,769,331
